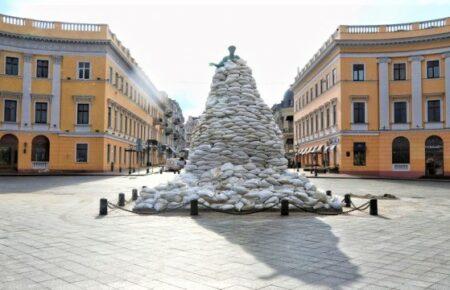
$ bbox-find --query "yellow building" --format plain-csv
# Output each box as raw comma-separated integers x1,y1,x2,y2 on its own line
0,14,172,173
293,17,450,178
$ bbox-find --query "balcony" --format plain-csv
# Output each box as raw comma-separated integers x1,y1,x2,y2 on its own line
32,161,49,170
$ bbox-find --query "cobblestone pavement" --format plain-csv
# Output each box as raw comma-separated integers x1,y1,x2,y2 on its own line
1,174,450,289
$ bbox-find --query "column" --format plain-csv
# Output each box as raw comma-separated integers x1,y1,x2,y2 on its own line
21,54,32,128
444,53,450,128
378,57,390,129
410,56,424,128
51,55,62,131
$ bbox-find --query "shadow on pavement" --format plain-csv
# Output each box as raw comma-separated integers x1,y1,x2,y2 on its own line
194,213,361,289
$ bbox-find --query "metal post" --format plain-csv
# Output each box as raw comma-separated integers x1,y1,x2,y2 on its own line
118,193,125,206
190,199,198,216
132,189,138,201
370,199,378,216
99,198,108,215
281,199,289,216
344,194,351,208
326,190,332,196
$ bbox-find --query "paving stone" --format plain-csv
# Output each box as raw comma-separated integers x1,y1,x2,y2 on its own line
0,175,450,289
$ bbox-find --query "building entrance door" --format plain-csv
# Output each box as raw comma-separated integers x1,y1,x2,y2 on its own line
0,134,18,171
425,136,444,177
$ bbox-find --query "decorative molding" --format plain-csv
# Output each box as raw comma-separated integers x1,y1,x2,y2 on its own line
31,93,53,102
378,57,391,63
0,91,22,99
23,53,33,62
409,55,424,62
72,95,95,103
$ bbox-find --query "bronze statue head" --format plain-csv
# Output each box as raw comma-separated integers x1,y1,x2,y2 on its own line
228,45,236,57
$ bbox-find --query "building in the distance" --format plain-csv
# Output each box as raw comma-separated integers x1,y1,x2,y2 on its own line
184,116,199,149
162,95,185,156
292,17,450,178
272,89,294,166
0,13,171,173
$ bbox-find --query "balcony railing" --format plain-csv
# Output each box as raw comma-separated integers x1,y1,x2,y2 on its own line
32,161,49,170
294,17,450,85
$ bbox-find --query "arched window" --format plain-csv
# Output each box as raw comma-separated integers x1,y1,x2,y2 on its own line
392,137,410,164
32,135,50,162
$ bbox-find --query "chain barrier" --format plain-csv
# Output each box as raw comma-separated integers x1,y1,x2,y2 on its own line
105,194,375,216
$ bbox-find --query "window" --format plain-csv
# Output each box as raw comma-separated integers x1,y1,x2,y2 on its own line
353,64,364,81
353,142,366,166
309,88,313,101
321,79,326,94
125,116,128,134
4,100,17,122
115,73,119,87
326,107,330,128
326,74,330,90
35,102,48,124
5,57,19,76
109,67,113,83
353,102,365,124
315,114,318,133
392,137,410,164
315,83,319,97
78,62,90,79
107,144,111,163
332,69,337,85
76,144,88,163
393,102,407,123
77,103,89,125
36,60,49,78
332,104,336,125
108,107,112,128
427,100,441,122
320,111,324,130
427,60,439,79
393,63,406,81
113,145,117,163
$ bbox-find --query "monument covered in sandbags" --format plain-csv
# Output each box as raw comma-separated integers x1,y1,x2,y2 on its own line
134,47,341,212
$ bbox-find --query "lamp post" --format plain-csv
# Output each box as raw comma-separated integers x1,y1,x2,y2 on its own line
295,143,300,172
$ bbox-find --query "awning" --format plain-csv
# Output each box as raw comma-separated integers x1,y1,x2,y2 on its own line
310,146,319,153
328,144,336,152
317,144,325,153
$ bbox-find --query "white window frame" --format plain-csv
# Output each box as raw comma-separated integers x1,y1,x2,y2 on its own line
425,96,443,128
352,63,365,82
75,143,89,163
3,98,18,123
392,62,407,81
390,99,410,130
426,59,441,79
33,100,49,125
4,55,20,76
351,98,368,130
77,61,91,80
75,102,91,132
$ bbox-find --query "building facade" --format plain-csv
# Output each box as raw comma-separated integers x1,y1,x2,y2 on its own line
184,116,199,149
0,14,172,173
162,95,186,156
293,17,450,178
272,89,294,165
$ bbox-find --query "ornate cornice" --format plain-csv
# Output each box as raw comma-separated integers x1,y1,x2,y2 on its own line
0,91,22,99
293,32,450,88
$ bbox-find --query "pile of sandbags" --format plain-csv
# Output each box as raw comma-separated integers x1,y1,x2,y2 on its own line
134,58,341,212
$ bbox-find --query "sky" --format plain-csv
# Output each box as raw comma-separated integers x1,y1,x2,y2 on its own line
1,0,450,118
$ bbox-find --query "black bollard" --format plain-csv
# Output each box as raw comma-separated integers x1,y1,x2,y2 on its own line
118,193,125,206
326,190,332,196
99,198,108,215
344,194,351,208
281,199,289,216
370,199,378,216
314,169,318,177
190,199,198,216
132,189,138,201
146,168,150,174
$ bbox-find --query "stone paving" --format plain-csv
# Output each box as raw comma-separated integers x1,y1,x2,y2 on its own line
0,173,450,289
